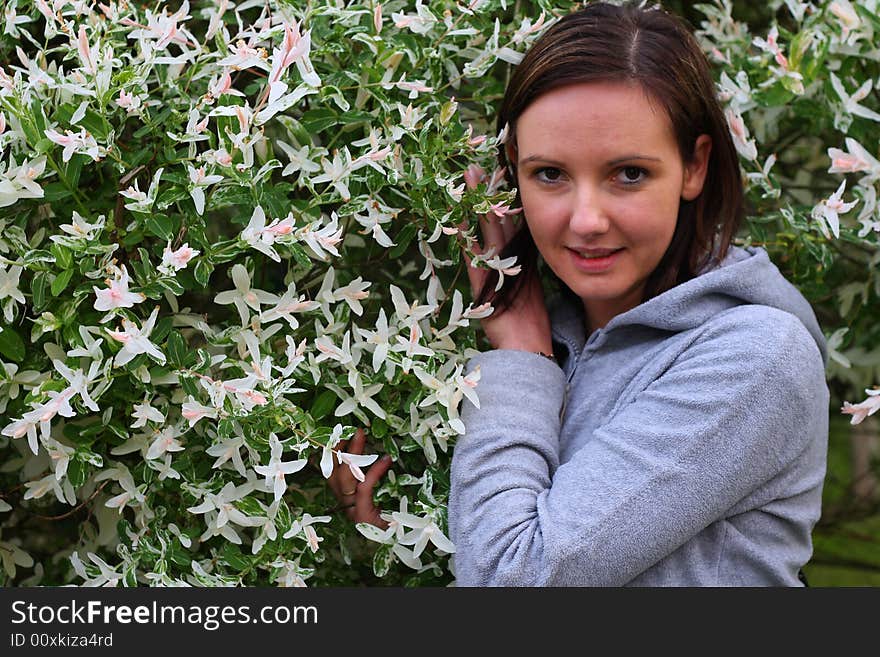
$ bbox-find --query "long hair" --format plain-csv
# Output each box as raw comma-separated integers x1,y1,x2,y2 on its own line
475,1,743,311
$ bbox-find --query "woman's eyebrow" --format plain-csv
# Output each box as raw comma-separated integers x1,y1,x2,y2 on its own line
519,154,663,166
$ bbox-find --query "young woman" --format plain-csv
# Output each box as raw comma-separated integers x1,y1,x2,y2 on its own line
447,2,829,586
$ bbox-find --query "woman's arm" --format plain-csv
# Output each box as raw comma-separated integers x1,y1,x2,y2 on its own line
448,307,828,586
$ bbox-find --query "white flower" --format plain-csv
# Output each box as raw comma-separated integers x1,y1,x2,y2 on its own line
181,398,218,427
93,265,145,311
106,306,166,367
0,265,25,321
187,481,263,539
0,156,46,207
253,434,307,501
67,326,104,360
842,388,880,425
335,449,378,483
240,206,296,262
50,211,104,244
52,359,101,412
206,434,247,476
827,137,880,180
328,369,387,420
96,465,146,513
3,2,32,38
830,73,880,131
259,284,319,329
811,180,858,239
120,167,163,213
392,0,437,35
145,425,184,460
829,0,861,43
355,308,395,374
282,513,331,553
187,166,223,215
724,107,758,161
353,198,399,248
393,511,455,558
214,264,279,326
298,214,343,261
276,140,321,179
44,127,103,162
159,242,200,275
70,552,123,587
24,473,72,504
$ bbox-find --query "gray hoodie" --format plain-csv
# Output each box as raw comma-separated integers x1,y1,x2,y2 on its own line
449,246,829,586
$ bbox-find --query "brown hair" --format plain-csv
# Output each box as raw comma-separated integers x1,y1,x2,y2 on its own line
475,1,743,312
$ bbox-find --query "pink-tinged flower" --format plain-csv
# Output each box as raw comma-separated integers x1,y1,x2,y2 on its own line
392,0,437,34
396,78,433,99
76,25,97,75
159,242,200,275
282,513,331,552
374,4,383,33
724,108,758,161
44,127,103,162
207,68,243,100
841,389,880,425
122,1,192,50
106,307,166,367
511,11,546,44
336,450,379,483
214,263,279,326
488,201,523,220
811,180,858,239
254,434,308,502
116,90,142,113
464,163,486,190
830,1,860,41
181,398,219,427
93,265,145,311
218,39,269,71
828,137,880,179
145,426,184,460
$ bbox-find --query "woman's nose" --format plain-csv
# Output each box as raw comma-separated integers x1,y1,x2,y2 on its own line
569,187,610,236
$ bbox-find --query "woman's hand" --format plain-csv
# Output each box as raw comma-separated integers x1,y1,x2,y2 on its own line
463,164,554,355
327,428,392,528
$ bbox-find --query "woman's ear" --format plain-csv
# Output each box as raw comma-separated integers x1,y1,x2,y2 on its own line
681,134,711,201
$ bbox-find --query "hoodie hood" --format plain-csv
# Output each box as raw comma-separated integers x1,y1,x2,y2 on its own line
549,245,827,364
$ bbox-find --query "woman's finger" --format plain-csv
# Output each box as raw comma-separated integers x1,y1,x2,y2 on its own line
354,455,393,528
348,427,366,455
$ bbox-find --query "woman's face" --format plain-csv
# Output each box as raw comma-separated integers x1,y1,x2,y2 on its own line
512,81,710,331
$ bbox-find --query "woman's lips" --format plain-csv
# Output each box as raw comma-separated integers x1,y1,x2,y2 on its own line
568,247,624,272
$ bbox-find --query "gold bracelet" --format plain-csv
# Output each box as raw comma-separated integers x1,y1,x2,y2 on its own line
536,351,557,363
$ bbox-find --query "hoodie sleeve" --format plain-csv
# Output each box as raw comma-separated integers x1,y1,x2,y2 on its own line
448,308,828,586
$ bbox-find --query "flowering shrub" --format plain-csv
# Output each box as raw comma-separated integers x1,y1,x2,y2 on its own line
0,0,877,586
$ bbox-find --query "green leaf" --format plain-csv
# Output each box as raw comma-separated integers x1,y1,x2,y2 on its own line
145,214,175,241
50,269,74,297
310,390,338,420
220,543,251,571
301,108,338,133
50,244,73,270
0,326,25,361
193,258,213,287
388,223,418,259
166,331,187,366
31,271,49,310
67,460,89,488
372,543,394,577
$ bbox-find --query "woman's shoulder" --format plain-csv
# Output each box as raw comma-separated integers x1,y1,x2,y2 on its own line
687,303,827,385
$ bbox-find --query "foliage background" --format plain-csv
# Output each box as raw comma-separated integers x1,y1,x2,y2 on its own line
0,0,878,586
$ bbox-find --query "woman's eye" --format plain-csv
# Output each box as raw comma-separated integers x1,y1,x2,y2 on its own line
536,167,562,183
617,166,647,185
